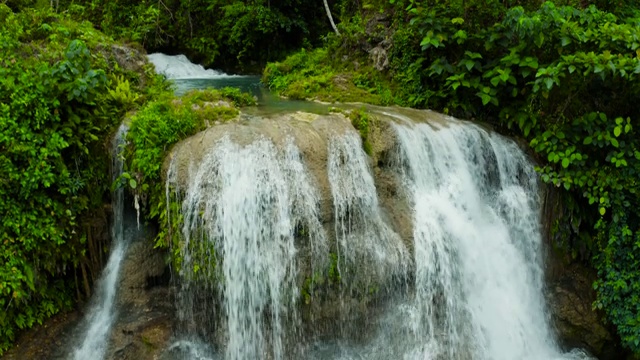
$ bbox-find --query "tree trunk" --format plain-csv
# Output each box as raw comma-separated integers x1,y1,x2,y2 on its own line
323,0,340,36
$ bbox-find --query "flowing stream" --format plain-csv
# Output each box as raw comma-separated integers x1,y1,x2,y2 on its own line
152,54,594,360
71,124,129,360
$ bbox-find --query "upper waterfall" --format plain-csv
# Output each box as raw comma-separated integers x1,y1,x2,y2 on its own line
147,53,234,79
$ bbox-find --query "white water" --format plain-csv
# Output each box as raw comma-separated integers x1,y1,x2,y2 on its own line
148,53,234,79
328,132,409,289
171,136,327,360
72,124,129,360
151,63,596,358
390,119,592,360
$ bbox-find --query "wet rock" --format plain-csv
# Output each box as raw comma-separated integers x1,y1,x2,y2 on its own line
546,261,617,358
369,46,389,71
543,187,627,359
105,226,175,360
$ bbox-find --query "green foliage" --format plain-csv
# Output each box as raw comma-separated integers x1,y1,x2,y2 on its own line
51,0,334,71
0,5,154,354
345,108,374,155
263,48,394,104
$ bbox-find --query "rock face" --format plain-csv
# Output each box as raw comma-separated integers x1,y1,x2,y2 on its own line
105,216,174,360
546,260,618,357
542,187,628,359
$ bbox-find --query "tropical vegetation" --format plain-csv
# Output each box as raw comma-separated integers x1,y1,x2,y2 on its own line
1,0,639,356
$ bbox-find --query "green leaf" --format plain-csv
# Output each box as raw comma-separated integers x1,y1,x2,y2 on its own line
614,126,622,137
583,137,593,145
599,207,606,216
478,93,492,105
129,179,137,189
562,158,570,168
610,138,619,148
535,32,545,47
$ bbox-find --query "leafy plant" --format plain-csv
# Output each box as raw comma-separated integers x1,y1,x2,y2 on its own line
0,5,158,354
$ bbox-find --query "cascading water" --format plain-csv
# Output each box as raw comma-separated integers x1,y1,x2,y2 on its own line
389,119,592,360
170,136,327,360
327,132,409,290
164,115,595,359
72,124,129,360
147,53,234,79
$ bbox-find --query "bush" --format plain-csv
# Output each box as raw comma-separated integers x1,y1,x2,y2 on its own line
0,5,160,354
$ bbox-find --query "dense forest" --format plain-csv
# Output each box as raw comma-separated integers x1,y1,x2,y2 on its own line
1,0,639,356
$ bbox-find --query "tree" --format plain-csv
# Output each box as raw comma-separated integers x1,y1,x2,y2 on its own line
323,0,340,36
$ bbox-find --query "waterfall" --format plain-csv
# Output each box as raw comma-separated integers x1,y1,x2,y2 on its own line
159,100,595,359
72,124,129,360
390,120,591,360
170,136,327,360
147,53,234,79
328,132,409,291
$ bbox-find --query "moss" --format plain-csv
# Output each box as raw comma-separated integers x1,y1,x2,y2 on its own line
141,335,155,349
300,252,341,305
347,108,374,155
329,107,375,155
328,252,342,284
263,48,395,105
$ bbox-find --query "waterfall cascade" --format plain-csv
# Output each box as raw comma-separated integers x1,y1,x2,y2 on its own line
389,118,590,360
170,136,328,360
72,124,130,360
165,114,595,360
146,54,598,360
328,133,409,292
147,53,234,79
